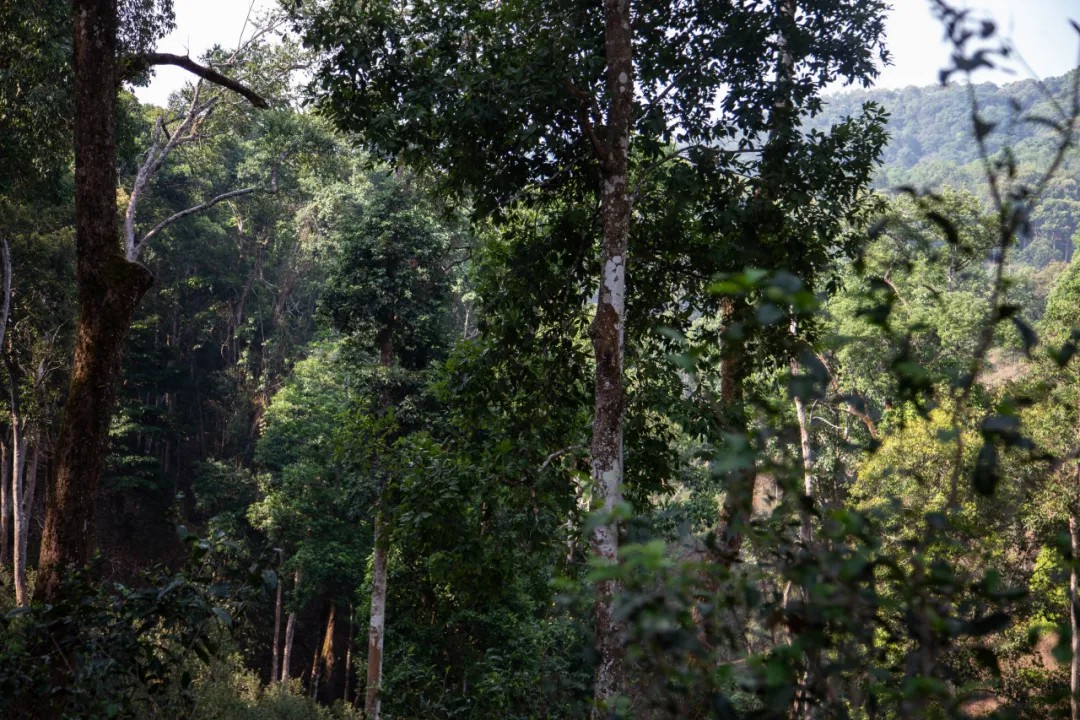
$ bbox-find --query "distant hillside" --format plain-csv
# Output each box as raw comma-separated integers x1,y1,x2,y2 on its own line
815,71,1080,265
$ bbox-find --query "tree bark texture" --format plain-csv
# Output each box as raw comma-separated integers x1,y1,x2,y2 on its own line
0,239,12,572
365,513,389,718
792,350,813,547
9,338,43,606
590,0,633,713
1071,508,1080,720
716,298,754,564
366,331,394,720
11,417,28,606
0,441,9,570
15,440,40,606
281,569,301,684
271,560,284,683
315,603,343,702
35,0,154,603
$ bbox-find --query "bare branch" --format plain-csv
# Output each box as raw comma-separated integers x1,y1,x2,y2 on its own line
838,403,880,440
881,271,907,306
124,90,220,261
136,188,259,254
564,78,610,164
131,53,270,108
540,446,580,471
813,352,880,440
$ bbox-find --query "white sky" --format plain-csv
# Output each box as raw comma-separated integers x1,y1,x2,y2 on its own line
133,0,1080,107
872,0,1080,91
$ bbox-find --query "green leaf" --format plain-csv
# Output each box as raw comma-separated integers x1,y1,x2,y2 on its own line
211,606,233,628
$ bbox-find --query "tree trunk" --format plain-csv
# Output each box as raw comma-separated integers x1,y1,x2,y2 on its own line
0,240,12,573
793,357,813,546
35,0,154,604
315,603,339,702
280,614,297,682
16,440,40,605
590,0,633,713
365,513,389,718
344,603,354,704
271,559,284,684
716,298,755,563
11,419,28,606
717,0,798,567
793,360,816,720
281,570,300,685
0,441,9,569
366,331,394,720
1071,508,1080,720
310,611,323,697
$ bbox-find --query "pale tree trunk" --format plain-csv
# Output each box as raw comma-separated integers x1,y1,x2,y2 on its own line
589,0,633,713
0,239,12,572
1072,505,1080,720
9,342,44,607
9,350,29,607
271,557,284,684
792,360,815,720
315,604,338,701
281,569,301,685
10,420,29,606
344,604,354,704
281,611,298,685
791,338,813,546
366,331,394,720
0,441,9,569
365,514,389,718
16,439,40,605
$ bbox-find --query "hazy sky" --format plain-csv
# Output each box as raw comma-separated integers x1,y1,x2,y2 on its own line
134,0,1080,106
876,0,1079,90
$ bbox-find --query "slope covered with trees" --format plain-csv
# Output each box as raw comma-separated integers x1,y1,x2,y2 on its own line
818,69,1080,263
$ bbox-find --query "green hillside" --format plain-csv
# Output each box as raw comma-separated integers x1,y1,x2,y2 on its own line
819,71,1080,263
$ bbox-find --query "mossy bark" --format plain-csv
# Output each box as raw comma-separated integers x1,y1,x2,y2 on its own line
365,331,394,719
716,298,754,565
34,0,153,604
590,0,633,713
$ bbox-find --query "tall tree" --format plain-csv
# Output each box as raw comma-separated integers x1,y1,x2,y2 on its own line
320,171,454,716
294,0,888,709
1025,259,1080,720
35,0,266,602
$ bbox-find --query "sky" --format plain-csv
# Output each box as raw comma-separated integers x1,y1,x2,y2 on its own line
873,0,1080,91
133,0,1080,107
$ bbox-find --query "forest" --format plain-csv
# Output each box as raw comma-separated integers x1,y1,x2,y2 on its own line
1,0,1079,718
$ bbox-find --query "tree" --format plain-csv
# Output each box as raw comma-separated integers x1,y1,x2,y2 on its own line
1023,259,1080,719
34,0,268,603
0,0,72,198
319,170,455,716
293,0,889,708
249,340,367,697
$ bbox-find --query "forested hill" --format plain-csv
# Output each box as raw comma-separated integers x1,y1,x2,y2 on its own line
817,71,1080,263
